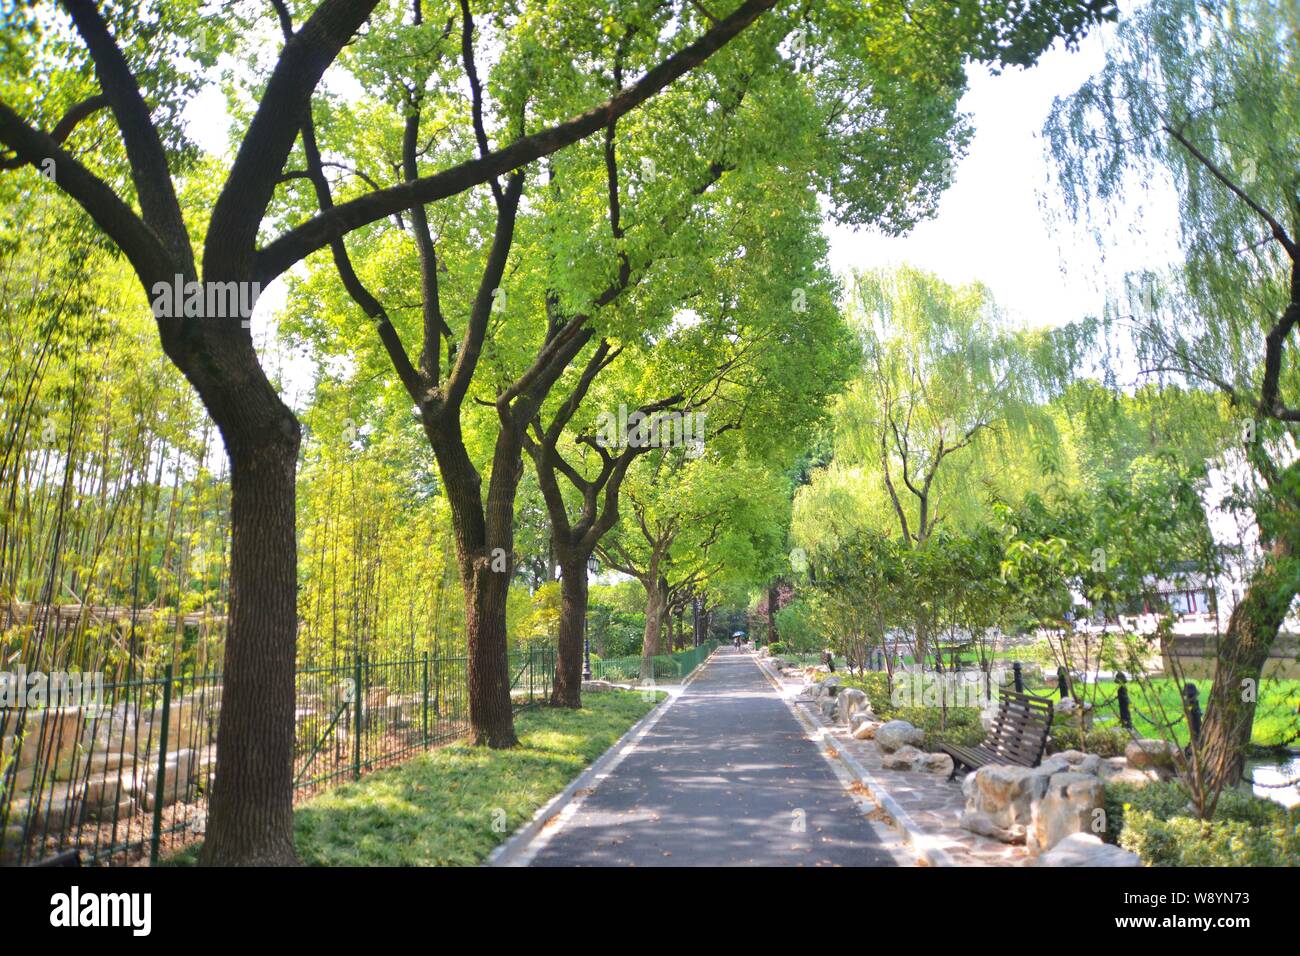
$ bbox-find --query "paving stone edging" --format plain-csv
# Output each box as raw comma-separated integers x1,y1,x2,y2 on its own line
487,648,718,867
754,655,956,868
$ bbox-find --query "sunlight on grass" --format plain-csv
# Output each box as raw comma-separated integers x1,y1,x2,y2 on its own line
290,690,662,866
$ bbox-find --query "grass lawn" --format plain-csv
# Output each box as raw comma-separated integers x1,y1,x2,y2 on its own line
1027,678,1300,747
168,689,663,866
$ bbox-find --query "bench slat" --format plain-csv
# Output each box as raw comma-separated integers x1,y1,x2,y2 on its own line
940,689,1054,778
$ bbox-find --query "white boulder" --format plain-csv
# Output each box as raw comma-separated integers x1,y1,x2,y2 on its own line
875,720,925,753
1031,771,1105,853
963,764,1054,831
837,688,869,725
960,809,1026,845
1037,833,1140,867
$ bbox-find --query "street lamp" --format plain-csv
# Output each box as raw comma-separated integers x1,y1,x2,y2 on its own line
583,555,599,680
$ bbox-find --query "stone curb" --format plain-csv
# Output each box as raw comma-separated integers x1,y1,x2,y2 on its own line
754,656,957,868
487,647,719,867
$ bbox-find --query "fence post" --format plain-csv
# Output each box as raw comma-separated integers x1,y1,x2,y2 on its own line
149,662,173,866
1057,665,1070,699
1116,672,1133,729
353,655,363,781
1184,683,1202,750
1013,661,1024,693
422,652,430,746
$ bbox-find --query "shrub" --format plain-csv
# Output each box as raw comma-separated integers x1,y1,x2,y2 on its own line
773,600,821,652
1048,724,1129,757
1103,780,1300,865
836,673,893,716
893,706,987,750
1119,810,1300,866
766,642,786,655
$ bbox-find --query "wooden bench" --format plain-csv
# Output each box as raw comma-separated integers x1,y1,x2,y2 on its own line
940,690,1054,780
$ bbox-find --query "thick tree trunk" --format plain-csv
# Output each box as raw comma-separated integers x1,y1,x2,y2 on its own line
552,558,588,708
463,557,518,747
1199,534,1297,789
199,430,300,866
640,578,666,680
427,413,522,749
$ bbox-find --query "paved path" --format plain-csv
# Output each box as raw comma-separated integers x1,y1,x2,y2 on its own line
526,648,901,866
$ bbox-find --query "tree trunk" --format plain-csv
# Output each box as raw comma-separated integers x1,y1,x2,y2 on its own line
1199,533,1297,789
766,582,779,645
640,578,666,680
552,557,587,708
199,430,300,866
463,556,519,747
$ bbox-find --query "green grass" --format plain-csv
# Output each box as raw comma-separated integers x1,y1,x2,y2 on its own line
1027,678,1300,748
166,690,663,866
828,668,1298,750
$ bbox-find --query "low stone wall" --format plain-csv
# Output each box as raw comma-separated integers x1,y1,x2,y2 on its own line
1163,634,1300,679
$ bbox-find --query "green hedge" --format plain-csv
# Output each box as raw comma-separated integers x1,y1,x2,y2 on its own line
1103,780,1300,866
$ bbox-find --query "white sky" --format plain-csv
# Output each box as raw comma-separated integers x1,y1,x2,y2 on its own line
826,22,1181,334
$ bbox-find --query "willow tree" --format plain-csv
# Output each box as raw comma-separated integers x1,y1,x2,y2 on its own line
796,267,1083,661
845,267,1082,544
1045,0,1300,787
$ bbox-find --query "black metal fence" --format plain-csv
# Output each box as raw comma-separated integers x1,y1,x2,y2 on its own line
0,647,554,866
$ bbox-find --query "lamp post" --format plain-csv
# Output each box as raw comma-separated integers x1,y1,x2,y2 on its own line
583,554,598,680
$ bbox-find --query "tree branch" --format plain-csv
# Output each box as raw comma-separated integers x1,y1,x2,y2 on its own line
253,0,779,286
60,0,192,270
206,0,382,278
0,99,173,290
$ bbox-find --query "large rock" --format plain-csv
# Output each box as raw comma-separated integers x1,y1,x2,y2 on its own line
1125,738,1179,772
1076,754,1102,775
852,719,883,740
875,720,925,753
960,809,1026,845
1038,755,1073,776
141,749,197,811
882,746,955,774
5,707,83,774
1104,767,1164,788
837,688,869,725
964,764,1054,831
849,710,879,731
1037,832,1141,867
1031,772,1105,853
818,697,837,721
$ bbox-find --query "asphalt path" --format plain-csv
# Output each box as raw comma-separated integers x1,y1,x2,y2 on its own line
526,647,899,866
